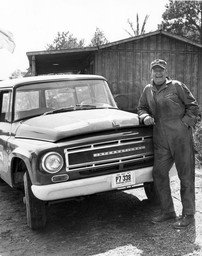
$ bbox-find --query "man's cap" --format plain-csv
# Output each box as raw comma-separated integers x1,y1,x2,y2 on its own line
150,59,167,70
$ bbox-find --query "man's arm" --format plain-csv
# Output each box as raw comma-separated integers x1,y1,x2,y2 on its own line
137,87,154,125
175,81,199,127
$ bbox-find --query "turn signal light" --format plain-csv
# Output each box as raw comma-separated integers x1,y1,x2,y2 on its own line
52,174,69,183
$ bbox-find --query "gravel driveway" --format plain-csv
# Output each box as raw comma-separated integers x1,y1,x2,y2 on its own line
0,168,201,256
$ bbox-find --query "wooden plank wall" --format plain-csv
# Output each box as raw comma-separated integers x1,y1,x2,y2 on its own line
94,34,201,113
199,52,202,112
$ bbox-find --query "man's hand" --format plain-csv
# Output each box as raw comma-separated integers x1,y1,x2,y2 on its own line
144,116,155,125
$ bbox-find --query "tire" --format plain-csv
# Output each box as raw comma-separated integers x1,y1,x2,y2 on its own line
144,182,160,205
23,172,47,230
0,177,6,186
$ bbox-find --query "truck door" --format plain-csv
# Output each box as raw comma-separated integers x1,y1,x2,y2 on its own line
0,90,12,183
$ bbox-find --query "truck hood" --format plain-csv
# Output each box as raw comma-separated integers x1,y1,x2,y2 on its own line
15,109,139,142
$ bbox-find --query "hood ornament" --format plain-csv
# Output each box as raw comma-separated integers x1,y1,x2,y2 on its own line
112,120,121,128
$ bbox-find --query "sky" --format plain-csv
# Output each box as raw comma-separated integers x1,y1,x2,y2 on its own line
0,0,169,79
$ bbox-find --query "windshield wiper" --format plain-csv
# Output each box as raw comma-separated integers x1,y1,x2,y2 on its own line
75,104,97,109
43,106,75,115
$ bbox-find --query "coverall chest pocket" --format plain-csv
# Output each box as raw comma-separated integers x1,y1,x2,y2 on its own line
157,91,184,117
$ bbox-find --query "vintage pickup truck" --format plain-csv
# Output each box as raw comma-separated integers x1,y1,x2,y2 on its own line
0,74,156,229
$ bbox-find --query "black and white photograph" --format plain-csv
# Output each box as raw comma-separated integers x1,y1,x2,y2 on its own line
0,0,201,255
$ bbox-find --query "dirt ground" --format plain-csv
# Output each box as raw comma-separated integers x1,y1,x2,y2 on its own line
0,168,201,256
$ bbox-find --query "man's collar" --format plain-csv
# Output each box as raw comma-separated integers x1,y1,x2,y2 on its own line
151,78,172,92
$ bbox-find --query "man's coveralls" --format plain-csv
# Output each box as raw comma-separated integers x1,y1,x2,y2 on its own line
137,79,199,215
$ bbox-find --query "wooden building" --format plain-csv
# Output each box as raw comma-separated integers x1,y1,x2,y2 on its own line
26,30,202,112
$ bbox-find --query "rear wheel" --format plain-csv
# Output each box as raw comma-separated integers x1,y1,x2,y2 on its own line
23,172,47,230
144,182,160,205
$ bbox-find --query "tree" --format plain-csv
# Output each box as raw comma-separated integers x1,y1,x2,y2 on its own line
125,14,149,37
46,31,85,50
9,69,23,79
161,0,202,44
89,27,109,47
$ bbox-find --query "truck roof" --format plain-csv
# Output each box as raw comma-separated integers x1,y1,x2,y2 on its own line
0,74,106,89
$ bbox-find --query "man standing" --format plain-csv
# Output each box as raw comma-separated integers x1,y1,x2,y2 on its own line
137,59,199,228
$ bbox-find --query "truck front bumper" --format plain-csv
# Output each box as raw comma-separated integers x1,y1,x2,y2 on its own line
32,166,154,201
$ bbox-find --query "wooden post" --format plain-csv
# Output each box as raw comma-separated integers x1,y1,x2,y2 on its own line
31,56,36,76
199,51,202,112
200,2,202,44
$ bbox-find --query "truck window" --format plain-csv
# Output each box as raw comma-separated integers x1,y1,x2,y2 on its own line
0,91,12,122
14,80,117,121
45,88,75,109
76,86,91,104
15,91,39,111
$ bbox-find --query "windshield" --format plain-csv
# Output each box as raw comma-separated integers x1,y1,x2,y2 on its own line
14,79,117,121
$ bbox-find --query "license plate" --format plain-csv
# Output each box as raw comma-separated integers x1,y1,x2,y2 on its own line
112,171,135,188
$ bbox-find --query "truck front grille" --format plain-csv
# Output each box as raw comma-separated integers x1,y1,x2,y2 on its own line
64,136,153,172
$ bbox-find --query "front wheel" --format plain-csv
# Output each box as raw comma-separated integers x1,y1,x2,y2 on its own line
144,182,160,205
23,172,47,230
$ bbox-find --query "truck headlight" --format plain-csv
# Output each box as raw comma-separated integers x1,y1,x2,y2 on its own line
42,152,64,173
